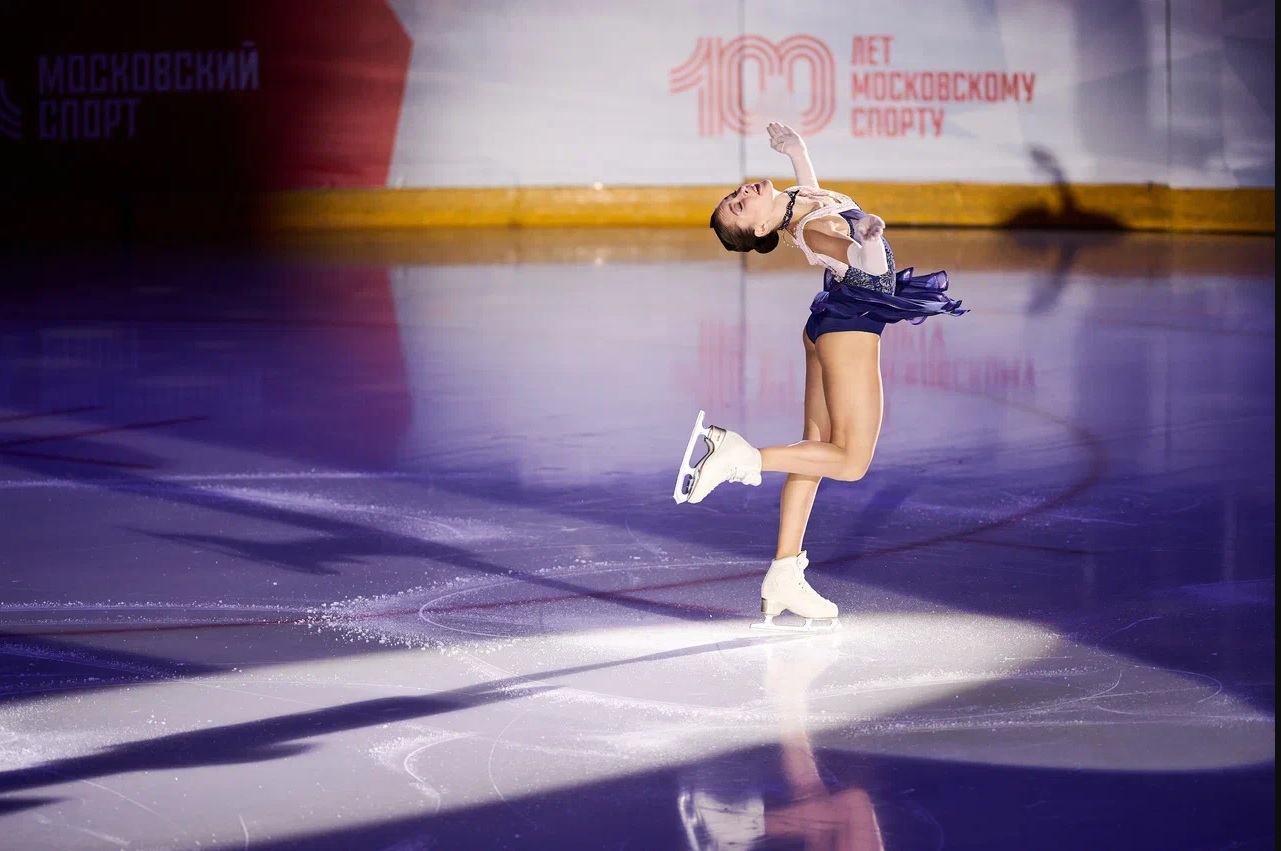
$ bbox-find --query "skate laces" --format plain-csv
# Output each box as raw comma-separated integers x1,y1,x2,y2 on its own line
792,553,827,600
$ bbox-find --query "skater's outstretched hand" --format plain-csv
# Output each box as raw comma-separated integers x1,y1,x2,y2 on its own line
767,122,807,158
855,213,886,241
770,122,818,187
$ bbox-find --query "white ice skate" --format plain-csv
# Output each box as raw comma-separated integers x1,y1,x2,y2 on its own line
750,551,840,633
672,410,763,504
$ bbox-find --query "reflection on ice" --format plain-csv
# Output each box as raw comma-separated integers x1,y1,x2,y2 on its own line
674,635,889,851
1,576,1271,850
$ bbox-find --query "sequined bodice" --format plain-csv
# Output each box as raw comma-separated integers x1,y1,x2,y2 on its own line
787,189,896,297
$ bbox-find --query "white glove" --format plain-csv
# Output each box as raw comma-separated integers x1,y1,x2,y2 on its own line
850,214,888,275
766,122,807,157
855,213,885,241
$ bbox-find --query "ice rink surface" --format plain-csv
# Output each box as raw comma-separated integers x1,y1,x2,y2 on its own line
0,228,1274,850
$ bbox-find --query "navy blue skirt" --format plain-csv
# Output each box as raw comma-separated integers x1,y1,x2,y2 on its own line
805,237,967,342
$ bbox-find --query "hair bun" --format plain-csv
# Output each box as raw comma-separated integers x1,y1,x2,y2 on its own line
754,231,780,254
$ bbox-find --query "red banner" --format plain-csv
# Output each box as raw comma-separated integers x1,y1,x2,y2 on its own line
0,0,411,191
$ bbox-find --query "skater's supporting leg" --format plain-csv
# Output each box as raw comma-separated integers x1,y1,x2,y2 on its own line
777,475,820,559
759,330,883,481
776,331,829,559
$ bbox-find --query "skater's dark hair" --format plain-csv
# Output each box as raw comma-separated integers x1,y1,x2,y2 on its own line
710,209,779,254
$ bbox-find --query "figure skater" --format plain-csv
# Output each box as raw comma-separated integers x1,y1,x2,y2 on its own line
673,123,967,632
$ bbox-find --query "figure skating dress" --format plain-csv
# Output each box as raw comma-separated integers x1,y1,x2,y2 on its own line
790,191,968,341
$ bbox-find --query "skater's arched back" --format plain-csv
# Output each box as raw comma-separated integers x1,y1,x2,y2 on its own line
677,122,967,632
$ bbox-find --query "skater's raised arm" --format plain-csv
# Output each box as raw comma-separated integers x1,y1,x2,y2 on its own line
803,213,890,276
768,122,818,188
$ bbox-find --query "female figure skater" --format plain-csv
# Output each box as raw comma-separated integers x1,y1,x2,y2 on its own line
673,123,967,632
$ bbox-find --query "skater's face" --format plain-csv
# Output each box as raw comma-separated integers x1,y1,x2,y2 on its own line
714,179,776,238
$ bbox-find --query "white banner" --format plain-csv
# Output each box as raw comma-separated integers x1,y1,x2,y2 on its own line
386,0,1273,189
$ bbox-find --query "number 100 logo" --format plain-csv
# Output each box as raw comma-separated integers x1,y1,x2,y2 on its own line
669,35,836,137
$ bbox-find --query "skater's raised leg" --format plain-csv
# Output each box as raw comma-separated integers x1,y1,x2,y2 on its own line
676,330,881,506
759,330,884,482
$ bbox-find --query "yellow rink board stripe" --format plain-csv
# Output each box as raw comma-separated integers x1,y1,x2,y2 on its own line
259,182,1275,234
270,225,1274,277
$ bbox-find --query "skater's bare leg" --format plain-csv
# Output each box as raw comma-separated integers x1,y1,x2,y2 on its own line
777,476,820,559
776,331,828,559
759,331,884,481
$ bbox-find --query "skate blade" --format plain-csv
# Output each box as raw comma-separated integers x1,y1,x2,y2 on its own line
751,615,840,633
672,409,710,503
